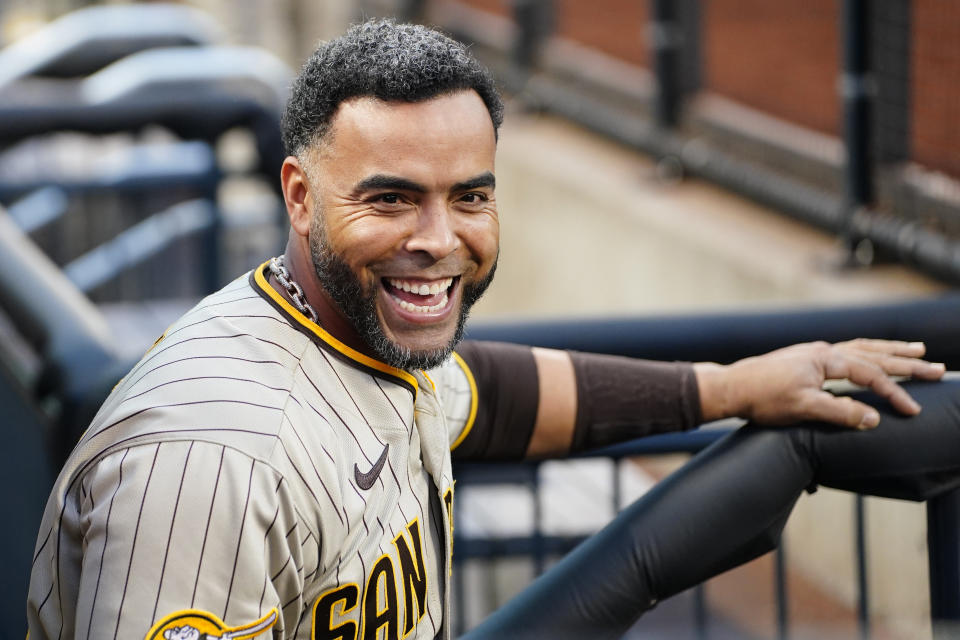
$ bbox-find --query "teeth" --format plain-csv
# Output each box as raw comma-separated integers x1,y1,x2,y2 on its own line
392,293,449,314
387,277,453,295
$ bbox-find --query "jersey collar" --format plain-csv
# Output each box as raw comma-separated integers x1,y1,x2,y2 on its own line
251,260,419,395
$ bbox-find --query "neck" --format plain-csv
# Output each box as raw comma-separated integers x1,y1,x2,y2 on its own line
275,233,378,360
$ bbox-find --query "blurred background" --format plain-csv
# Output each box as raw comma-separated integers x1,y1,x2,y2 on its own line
0,1,958,639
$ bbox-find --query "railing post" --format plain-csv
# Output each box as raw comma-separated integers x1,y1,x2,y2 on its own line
612,458,622,513
855,495,871,639
870,0,911,168
775,543,790,640
840,0,874,258
532,461,545,576
693,584,708,640
928,488,960,639
510,0,553,85
397,0,427,22
649,0,681,129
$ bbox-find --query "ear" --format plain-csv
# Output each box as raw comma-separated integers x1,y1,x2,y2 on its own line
280,155,313,238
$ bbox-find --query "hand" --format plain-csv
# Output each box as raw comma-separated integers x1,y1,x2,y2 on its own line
695,339,946,429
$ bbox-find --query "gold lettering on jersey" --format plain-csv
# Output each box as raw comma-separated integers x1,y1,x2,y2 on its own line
363,554,399,640
312,518,429,640
391,519,428,637
312,584,359,640
145,607,277,640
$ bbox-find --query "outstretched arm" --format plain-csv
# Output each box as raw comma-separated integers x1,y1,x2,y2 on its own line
526,339,945,457
450,342,698,460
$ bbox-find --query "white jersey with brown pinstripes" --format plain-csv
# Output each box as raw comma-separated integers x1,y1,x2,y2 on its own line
27,260,477,640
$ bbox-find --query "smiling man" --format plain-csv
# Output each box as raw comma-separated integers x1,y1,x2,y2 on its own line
27,19,960,640
280,89,499,371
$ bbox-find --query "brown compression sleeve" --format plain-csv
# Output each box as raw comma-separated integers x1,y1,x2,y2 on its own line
569,351,702,453
452,340,540,460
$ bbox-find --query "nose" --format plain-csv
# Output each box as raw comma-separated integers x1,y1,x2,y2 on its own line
403,201,460,259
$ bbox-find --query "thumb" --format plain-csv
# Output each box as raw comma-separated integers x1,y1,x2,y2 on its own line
804,391,881,430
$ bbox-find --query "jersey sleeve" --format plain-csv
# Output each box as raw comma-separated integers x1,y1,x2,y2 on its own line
73,440,307,639
427,351,477,450
442,340,540,461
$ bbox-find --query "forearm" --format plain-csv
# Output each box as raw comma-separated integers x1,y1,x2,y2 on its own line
525,347,577,457
453,341,702,460
564,349,701,454
529,347,703,457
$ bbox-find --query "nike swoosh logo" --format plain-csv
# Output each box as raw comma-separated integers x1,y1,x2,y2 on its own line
355,443,389,490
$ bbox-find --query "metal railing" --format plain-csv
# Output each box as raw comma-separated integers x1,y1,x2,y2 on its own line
0,5,293,302
459,311,960,638
451,428,739,638
0,3,222,88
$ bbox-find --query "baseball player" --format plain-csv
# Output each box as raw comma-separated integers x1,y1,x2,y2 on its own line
27,19,960,640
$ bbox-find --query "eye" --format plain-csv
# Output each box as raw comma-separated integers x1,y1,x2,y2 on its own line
459,192,488,204
368,192,411,211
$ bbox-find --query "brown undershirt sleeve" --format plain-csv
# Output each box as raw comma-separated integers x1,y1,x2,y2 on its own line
569,351,702,452
451,341,703,460
452,340,540,460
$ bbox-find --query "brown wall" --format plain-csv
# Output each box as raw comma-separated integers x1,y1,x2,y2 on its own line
911,0,960,178
452,0,649,67
455,0,840,136
451,0,509,18
702,0,840,137
445,0,957,179
554,0,649,68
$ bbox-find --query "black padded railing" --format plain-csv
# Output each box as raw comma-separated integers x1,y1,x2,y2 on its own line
0,45,291,193
460,307,960,638
0,3,221,87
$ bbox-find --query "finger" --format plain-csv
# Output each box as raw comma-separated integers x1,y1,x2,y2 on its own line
824,355,922,415
837,338,926,358
913,361,947,380
837,352,946,380
803,391,881,430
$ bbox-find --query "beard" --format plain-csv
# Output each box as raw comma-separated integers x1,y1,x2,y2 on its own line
309,215,496,371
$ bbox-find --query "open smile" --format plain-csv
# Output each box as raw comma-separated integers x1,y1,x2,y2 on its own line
382,276,458,316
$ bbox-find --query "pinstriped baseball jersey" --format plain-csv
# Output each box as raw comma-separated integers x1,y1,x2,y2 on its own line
27,260,478,640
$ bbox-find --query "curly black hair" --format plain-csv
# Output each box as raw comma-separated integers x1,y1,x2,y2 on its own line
281,19,504,156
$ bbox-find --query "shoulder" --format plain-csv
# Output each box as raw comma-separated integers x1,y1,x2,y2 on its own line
76,273,316,469
153,272,312,364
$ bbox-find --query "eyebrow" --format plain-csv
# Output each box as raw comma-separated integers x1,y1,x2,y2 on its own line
353,174,426,195
452,172,496,193
352,171,495,196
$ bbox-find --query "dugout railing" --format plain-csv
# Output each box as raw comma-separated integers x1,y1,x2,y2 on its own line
455,309,960,639
0,7,292,302
0,42,291,288
0,3,222,89
0,1,292,464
